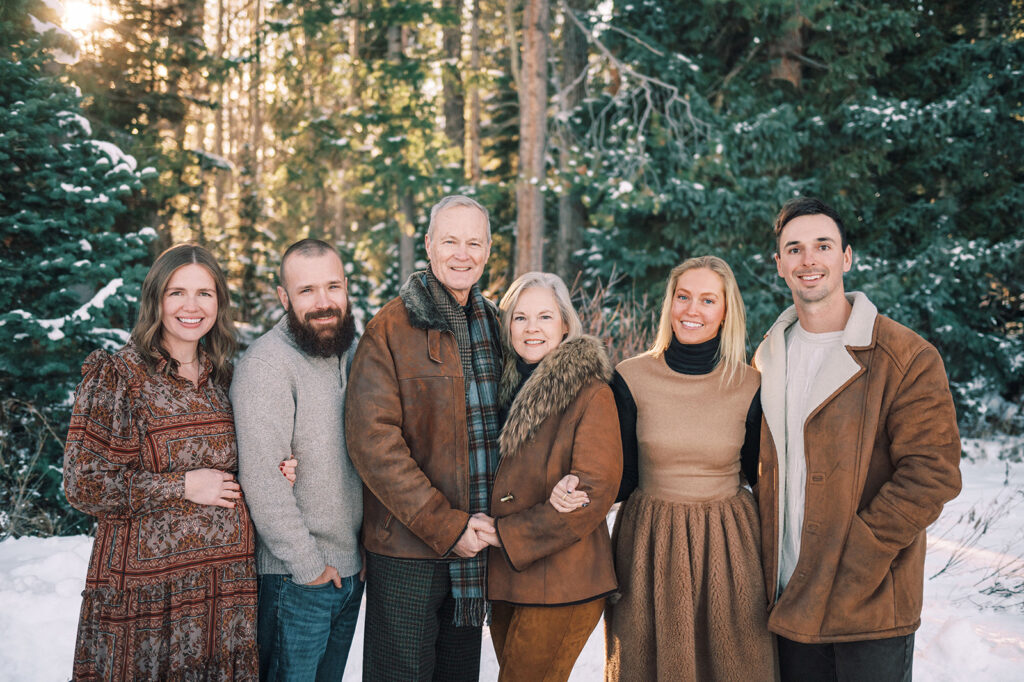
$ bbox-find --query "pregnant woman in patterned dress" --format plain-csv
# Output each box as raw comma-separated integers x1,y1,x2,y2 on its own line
63,244,258,680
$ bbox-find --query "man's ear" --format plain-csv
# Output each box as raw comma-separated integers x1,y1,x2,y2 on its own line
843,246,853,273
276,286,289,310
774,252,783,277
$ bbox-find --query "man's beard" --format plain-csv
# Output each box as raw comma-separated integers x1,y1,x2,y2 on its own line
286,303,356,358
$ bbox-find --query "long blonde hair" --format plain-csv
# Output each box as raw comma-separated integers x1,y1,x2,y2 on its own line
497,272,583,406
131,244,237,386
648,256,747,384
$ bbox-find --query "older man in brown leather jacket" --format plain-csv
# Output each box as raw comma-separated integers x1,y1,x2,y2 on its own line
753,197,962,682
345,195,503,682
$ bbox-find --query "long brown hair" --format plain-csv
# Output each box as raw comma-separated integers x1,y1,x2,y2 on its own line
130,244,237,386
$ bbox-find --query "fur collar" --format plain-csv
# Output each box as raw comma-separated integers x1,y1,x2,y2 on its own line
499,335,612,459
398,269,498,332
399,270,450,332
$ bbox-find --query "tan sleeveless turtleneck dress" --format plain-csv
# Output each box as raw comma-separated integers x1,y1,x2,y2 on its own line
605,354,776,682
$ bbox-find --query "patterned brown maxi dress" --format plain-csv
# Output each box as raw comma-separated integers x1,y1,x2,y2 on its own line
63,342,258,681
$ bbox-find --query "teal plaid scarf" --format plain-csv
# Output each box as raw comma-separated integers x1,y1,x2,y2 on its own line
424,270,502,627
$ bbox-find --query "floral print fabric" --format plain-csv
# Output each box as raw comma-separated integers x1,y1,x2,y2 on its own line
64,342,258,681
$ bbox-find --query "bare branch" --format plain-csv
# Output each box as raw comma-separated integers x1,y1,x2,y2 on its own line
555,0,712,190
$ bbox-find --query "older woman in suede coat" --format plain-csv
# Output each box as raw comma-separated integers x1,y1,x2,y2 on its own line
474,271,622,682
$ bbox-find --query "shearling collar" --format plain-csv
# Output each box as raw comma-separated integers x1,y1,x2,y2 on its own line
399,270,450,332
754,291,880,494
398,269,498,332
499,335,612,459
762,291,878,349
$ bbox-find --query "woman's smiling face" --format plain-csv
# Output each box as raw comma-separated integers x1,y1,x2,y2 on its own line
670,267,725,345
509,286,568,364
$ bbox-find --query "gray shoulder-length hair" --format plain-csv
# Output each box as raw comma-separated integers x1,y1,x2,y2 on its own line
497,271,583,405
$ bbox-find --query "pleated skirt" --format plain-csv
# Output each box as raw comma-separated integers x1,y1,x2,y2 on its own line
605,487,777,682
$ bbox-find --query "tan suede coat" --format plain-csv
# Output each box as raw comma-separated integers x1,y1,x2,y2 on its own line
487,336,622,605
753,292,962,643
345,273,500,559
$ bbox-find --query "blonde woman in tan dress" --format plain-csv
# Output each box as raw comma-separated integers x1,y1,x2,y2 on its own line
556,256,775,681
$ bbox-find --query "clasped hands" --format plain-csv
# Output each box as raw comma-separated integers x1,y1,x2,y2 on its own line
279,459,592,559
453,513,501,557
452,474,592,558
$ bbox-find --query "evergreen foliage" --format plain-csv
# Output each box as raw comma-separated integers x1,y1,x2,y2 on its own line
570,0,1023,432
1,0,1021,537
0,0,155,536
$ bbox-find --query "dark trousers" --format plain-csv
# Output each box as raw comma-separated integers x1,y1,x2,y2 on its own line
256,572,364,682
777,633,914,682
363,551,482,682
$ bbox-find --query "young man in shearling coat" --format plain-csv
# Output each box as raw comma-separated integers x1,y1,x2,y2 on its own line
753,197,962,682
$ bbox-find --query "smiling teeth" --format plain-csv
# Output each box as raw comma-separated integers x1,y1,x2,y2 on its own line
179,318,201,324
524,340,544,345
681,321,703,328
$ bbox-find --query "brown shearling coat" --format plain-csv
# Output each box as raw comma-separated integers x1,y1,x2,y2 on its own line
488,335,622,605
753,292,962,643
345,273,501,559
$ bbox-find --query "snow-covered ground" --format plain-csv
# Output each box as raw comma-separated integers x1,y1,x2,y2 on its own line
2,445,1022,681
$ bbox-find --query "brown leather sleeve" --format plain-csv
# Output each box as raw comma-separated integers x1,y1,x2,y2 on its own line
497,384,623,571
345,320,469,556
858,344,962,551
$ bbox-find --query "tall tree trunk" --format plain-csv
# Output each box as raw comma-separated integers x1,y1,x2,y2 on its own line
213,0,226,231
336,2,361,242
251,0,264,188
442,0,465,150
515,0,549,276
554,0,588,281
399,192,416,281
467,0,482,182
389,19,416,278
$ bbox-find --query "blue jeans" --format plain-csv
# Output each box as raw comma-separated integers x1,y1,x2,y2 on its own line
257,572,364,682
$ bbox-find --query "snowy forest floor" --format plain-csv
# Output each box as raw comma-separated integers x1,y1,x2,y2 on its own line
1,440,1022,681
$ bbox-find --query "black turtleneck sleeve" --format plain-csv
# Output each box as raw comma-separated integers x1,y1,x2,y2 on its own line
740,388,762,486
611,370,638,502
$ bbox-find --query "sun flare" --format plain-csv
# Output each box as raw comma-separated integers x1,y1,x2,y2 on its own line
60,0,102,36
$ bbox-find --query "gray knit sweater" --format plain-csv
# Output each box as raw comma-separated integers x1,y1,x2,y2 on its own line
231,318,363,583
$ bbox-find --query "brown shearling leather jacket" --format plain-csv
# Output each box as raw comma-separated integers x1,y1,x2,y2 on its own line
487,335,621,605
753,292,962,643
345,273,500,559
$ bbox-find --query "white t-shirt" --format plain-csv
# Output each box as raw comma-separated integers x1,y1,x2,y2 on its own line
779,322,844,592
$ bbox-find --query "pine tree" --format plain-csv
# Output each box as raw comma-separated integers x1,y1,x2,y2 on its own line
0,0,155,536
568,0,1023,431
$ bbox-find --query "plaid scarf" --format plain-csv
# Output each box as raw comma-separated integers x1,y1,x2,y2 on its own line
424,269,502,627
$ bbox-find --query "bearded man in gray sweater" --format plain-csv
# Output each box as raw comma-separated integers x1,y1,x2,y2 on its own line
231,239,363,681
